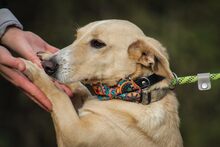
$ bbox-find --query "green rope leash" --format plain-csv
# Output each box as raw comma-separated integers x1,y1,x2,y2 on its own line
170,73,220,88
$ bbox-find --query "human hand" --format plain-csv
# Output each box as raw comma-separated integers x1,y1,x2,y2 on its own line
1,27,58,67
0,45,52,111
0,27,60,111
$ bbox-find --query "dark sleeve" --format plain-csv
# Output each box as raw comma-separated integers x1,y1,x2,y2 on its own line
0,8,23,38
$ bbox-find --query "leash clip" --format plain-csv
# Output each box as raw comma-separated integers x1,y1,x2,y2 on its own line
197,73,211,91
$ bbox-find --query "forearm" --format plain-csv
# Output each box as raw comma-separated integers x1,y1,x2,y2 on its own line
0,8,23,39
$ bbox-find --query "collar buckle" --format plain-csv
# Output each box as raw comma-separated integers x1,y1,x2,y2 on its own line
135,77,151,89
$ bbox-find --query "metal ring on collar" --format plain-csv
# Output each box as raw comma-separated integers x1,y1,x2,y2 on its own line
172,72,179,84
140,77,151,88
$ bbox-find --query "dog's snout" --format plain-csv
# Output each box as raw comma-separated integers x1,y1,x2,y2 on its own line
42,58,59,75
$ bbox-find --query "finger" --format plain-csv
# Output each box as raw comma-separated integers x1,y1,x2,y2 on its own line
0,65,52,111
0,67,52,111
45,44,59,53
54,81,73,97
0,46,26,71
23,91,50,112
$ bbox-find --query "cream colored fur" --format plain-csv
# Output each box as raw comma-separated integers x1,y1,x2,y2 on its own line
23,20,183,147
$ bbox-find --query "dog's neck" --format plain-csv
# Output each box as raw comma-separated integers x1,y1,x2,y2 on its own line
81,64,171,105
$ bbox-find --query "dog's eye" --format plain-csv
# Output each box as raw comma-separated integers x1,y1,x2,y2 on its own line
90,39,106,49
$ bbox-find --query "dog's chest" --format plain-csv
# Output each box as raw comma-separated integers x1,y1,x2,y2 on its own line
79,99,166,133
75,97,182,147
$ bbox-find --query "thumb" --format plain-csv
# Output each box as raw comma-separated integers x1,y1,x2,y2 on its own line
45,44,59,53
12,58,26,72
4,57,26,72
0,48,26,71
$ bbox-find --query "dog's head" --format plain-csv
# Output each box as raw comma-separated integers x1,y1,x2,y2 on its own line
44,20,173,85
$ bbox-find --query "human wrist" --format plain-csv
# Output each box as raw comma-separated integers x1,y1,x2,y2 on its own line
0,9,23,39
1,27,23,46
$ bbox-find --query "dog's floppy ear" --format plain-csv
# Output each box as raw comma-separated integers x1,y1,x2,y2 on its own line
128,37,173,79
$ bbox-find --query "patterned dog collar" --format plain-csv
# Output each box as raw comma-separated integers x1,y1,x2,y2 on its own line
85,74,168,104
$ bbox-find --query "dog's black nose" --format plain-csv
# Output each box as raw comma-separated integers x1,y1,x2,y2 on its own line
42,59,59,75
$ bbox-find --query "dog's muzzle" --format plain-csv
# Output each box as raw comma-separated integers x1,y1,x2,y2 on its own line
42,58,59,76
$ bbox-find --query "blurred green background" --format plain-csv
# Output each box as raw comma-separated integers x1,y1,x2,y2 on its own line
0,0,220,146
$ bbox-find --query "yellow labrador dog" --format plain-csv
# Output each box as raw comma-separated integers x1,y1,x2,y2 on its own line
22,20,183,147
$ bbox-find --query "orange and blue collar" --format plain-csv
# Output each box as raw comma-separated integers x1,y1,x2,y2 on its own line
87,74,166,104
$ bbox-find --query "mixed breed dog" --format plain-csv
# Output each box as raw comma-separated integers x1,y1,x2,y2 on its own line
22,20,183,147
